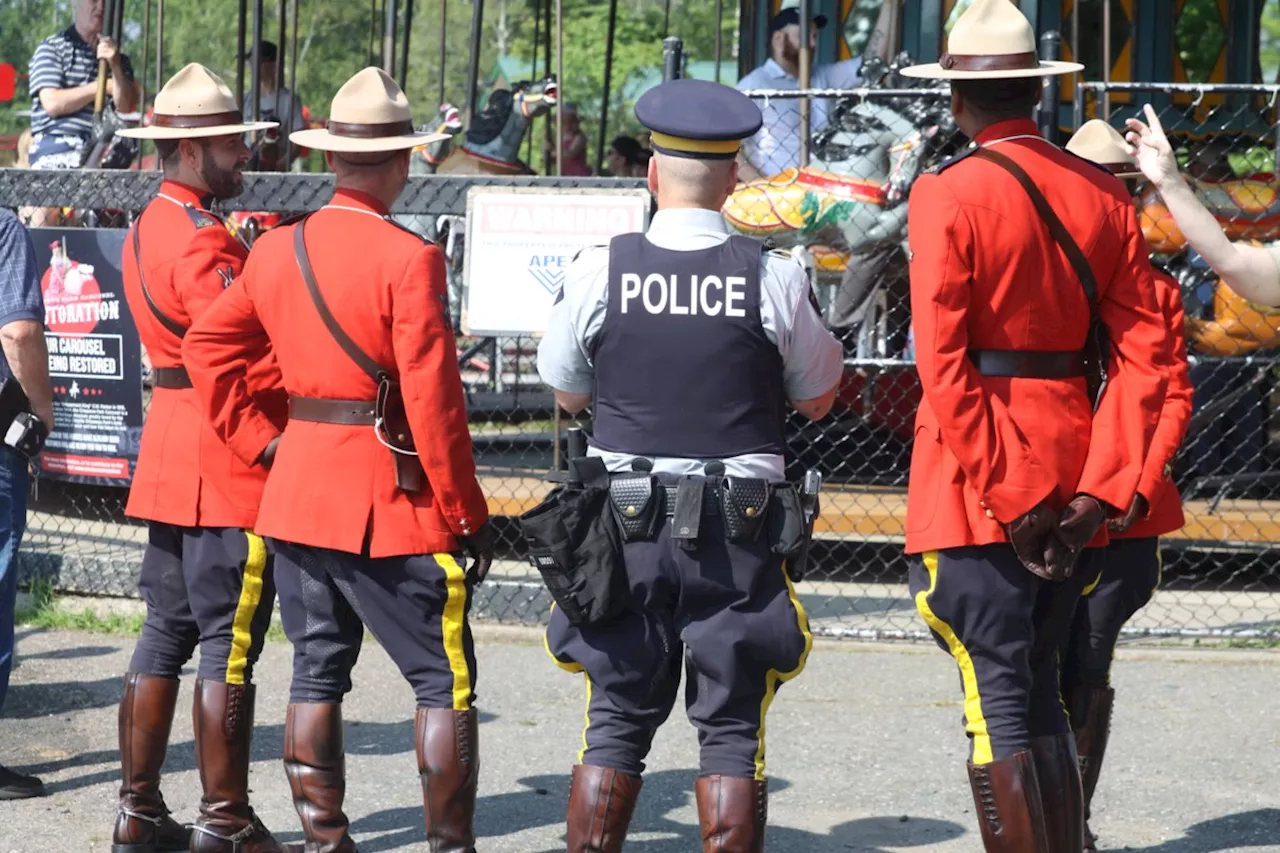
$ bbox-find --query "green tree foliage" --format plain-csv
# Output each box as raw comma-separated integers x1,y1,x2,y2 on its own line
2,0,737,175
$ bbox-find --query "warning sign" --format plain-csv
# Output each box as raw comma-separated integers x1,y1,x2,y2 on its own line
463,187,651,336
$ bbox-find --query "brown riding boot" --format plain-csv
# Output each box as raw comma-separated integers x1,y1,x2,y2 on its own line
1030,735,1085,853
564,764,643,853
1070,687,1114,853
190,679,298,852
415,708,480,853
282,703,357,853
966,751,1052,852
694,775,767,853
112,672,192,853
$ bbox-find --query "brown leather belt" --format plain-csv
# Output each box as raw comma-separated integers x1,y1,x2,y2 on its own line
288,396,376,425
968,350,1087,380
151,366,192,389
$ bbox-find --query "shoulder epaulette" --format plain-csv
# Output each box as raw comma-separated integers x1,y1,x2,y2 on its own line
384,217,431,244
932,143,981,175
182,204,224,229
571,244,606,264
275,211,310,228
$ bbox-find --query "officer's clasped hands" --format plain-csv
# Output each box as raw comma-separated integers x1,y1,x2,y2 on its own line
1041,494,1108,580
1107,493,1149,535
460,520,496,583
1004,501,1060,581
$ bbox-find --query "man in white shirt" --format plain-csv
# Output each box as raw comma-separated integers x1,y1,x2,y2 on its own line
735,8,863,177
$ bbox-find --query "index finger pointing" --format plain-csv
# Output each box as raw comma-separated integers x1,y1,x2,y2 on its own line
1143,103,1166,136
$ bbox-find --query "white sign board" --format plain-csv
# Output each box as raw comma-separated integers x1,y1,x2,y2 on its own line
462,187,652,336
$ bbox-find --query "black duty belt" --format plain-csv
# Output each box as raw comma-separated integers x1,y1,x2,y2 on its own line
967,349,1087,380
151,366,192,389
288,396,376,425
661,484,721,517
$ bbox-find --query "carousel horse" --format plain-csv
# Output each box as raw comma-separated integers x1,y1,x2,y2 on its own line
723,52,957,271
1139,176,1280,255
434,76,558,175
412,103,465,175
1160,247,1280,356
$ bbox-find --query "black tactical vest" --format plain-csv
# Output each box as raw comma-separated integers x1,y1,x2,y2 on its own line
590,232,787,459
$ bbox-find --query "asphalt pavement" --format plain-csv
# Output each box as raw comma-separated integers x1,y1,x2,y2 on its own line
1,625,1278,852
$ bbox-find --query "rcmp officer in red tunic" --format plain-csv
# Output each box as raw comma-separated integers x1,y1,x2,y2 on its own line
898,1,1171,849
182,68,495,853
1062,121,1194,853
112,64,294,853
537,80,843,853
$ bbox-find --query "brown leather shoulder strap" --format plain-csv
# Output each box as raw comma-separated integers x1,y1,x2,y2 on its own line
131,220,189,339
970,146,1099,308
292,217,388,383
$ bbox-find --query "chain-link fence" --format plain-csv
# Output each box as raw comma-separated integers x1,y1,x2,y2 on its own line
4,75,1280,640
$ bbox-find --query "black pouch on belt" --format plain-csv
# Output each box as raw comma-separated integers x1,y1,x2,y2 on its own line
608,473,661,542
376,375,425,494
769,485,806,559
718,476,771,543
519,456,627,627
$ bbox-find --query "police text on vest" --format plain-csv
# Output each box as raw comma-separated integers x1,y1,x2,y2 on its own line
618,273,747,317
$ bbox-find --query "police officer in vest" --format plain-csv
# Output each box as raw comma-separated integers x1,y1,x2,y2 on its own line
536,79,843,853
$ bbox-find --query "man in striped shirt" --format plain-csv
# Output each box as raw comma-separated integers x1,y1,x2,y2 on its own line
27,0,139,169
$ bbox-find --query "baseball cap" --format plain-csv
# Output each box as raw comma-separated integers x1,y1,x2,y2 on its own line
769,8,828,35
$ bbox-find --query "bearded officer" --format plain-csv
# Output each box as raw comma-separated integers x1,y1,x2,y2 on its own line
1061,120,1194,853
112,64,293,853
897,1,1170,850
183,67,494,853
536,79,843,853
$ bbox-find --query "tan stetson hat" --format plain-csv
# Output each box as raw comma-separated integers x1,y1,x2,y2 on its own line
901,0,1082,80
117,63,277,139
1066,120,1143,179
290,67,449,153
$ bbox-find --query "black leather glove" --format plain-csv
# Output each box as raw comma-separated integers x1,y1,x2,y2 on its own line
1107,493,1149,535
1003,501,1059,581
258,437,281,469
459,520,495,583
1044,494,1107,581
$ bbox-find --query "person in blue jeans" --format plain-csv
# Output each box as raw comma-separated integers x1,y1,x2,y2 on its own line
0,210,54,800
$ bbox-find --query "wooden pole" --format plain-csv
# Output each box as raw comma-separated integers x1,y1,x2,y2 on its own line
155,0,165,102
285,0,300,166
236,0,247,107
383,0,398,78
594,0,618,174
400,0,413,91
465,0,484,124
250,0,263,121
276,0,287,95
139,0,150,161
714,0,723,83
798,0,811,167
437,0,448,106
555,0,563,177
525,0,541,164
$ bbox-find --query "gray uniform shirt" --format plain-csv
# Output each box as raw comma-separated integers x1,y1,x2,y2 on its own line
537,207,844,481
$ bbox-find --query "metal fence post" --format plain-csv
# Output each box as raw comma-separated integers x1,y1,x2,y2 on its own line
1039,30,1062,143
663,37,684,82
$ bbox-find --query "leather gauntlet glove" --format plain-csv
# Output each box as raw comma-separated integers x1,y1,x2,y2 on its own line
1004,502,1059,581
1044,495,1107,581
459,520,496,583
1107,493,1149,535
258,437,280,469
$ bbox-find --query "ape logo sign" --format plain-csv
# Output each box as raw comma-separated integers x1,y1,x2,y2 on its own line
528,254,567,295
